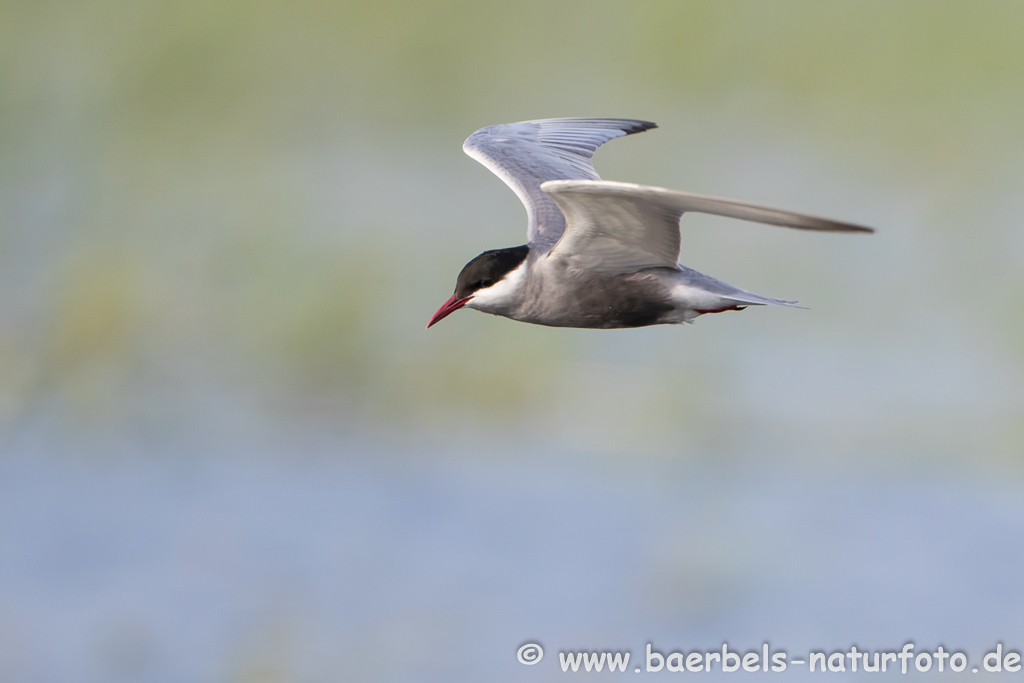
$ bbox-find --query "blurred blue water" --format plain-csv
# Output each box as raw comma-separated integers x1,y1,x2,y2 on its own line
2,431,1021,682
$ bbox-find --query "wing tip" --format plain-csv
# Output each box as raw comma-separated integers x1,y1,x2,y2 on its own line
810,221,876,234
528,117,657,133
628,119,658,134
463,118,657,153
586,118,658,135
846,224,876,234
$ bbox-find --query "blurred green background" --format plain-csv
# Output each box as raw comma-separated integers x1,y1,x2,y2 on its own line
2,1,1024,681
3,0,1023,457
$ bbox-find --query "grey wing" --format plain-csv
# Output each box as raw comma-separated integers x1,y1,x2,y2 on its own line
463,118,656,250
543,180,874,273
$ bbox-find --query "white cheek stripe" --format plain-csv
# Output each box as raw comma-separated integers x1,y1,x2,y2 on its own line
466,260,528,310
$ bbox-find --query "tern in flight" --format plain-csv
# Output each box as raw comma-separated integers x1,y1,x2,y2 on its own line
428,118,872,329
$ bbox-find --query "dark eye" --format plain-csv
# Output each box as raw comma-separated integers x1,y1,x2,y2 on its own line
477,279,494,289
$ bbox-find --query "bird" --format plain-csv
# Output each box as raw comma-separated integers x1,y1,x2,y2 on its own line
428,117,873,330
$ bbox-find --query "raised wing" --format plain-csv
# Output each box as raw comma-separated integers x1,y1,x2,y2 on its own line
463,118,656,249
542,180,874,273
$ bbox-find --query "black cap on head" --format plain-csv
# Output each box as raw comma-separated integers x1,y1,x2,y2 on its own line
454,245,529,298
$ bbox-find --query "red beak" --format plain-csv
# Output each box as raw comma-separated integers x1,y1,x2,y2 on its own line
427,294,470,328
